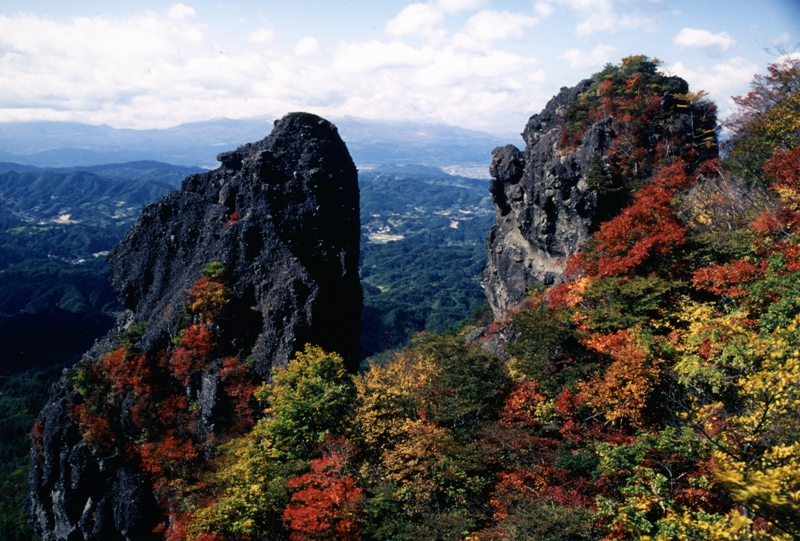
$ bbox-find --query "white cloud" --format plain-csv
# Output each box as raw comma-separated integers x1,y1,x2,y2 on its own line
332,40,434,73
0,6,547,133
767,32,791,47
673,28,736,50
413,48,540,86
667,57,759,120
436,0,488,13
779,51,800,63
550,0,657,36
453,10,539,49
560,44,616,69
247,28,274,44
167,3,196,20
294,37,320,56
534,2,554,17
385,3,445,40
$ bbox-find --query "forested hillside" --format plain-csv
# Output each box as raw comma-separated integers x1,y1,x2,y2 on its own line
359,164,492,358
0,165,183,372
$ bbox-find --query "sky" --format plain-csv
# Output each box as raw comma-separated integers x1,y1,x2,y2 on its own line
0,0,797,136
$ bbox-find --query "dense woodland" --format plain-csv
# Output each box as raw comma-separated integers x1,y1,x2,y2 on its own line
4,55,800,540
359,164,492,358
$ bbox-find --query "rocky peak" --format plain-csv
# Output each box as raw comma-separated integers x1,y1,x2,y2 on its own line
482,62,717,318
108,111,361,374
483,80,599,317
27,112,362,541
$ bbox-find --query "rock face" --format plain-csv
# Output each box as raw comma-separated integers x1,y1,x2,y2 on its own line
109,112,362,374
483,80,600,317
26,112,362,541
27,378,163,541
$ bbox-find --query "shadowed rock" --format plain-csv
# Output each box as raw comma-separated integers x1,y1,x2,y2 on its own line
483,80,600,318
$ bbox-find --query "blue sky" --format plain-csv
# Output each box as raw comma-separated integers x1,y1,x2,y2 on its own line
0,0,797,135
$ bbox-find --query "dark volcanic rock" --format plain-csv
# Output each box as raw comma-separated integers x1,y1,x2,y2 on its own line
108,111,362,374
483,81,599,317
27,378,162,541
27,112,362,540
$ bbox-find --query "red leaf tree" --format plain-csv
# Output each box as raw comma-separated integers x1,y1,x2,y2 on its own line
283,449,364,541
568,159,694,278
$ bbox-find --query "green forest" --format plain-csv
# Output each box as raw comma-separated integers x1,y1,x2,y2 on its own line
359,164,492,358
5,54,800,540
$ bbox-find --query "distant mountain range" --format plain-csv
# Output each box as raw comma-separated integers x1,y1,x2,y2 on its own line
0,117,515,172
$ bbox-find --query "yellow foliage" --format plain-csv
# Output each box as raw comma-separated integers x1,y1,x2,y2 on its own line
354,350,436,451
715,443,800,528
381,419,452,513
187,431,292,538
763,91,800,152
671,300,755,394
673,90,711,106
188,277,230,322
380,418,486,515
652,508,793,541
562,276,592,309
684,316,800,537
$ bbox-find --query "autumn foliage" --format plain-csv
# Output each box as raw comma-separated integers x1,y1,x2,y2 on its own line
568,159,694,278
65,263,259,540
283,448,364,541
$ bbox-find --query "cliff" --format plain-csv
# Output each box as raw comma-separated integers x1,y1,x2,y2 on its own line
483,60,716,317
26,112,362,541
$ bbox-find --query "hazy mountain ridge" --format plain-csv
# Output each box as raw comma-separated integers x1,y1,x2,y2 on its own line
0,117,509,169
0,170,172,229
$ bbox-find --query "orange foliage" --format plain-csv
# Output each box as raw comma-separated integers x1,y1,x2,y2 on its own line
31,421,44,454
164,324,215,385
692,259,762,299
73,404,116,451
224,212,241,226
764,146,800,188
763,147,800,232
578,329,662,427
139,432,199,478
219,357,257,428
692,147,800,305
499,380,548,429
101,347,153,396
487,469,543,520
154,511,223,541
183,324,215,356
548,277,591,308
188,277,230,321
